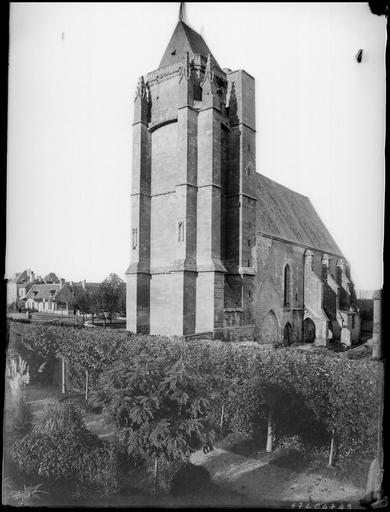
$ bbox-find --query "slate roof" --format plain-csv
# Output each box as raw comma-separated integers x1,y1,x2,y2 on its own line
15,270,29,284
24,284,62,302
159,20,221,69
44,272,60,283
255,173,343,256
72,282,100,294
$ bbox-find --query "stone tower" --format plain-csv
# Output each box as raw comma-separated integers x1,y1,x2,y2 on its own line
126,15,256,336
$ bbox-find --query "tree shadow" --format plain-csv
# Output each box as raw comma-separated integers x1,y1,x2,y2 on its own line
268,448,311,471
194,446,365,507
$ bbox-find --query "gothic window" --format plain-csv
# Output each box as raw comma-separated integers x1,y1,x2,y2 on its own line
132,228,138,250
352,315,355,329
322,264,328,283
178,221,184,242
336,266,342,285
284,264,291,307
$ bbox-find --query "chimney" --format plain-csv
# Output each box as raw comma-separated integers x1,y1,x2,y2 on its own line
59,278,65,288
70,281,74,287
82,280,86,292
29,271,35,283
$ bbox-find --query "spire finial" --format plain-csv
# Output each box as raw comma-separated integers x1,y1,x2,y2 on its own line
179,2,184,21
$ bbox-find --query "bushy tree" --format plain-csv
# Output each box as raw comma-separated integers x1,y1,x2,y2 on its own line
93,274,126,326
90,356,214,491
12,398,127,496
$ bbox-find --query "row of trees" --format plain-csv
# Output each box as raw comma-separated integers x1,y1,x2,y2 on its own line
8,322,382,465
71,274,126,326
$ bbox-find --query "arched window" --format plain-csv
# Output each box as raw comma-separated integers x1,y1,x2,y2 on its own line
336,265,342,286
284,264,291,307
283,322,293,346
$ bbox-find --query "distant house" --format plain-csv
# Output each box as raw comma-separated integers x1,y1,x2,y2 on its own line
7,269,36,306
43,272,60,284
24,281,74,314
23,278,101,315
72,280,100,296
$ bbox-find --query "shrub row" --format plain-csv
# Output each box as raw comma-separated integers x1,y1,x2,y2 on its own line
12,400,134,496
7,321,382,459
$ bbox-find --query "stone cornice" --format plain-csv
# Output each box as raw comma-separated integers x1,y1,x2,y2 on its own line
256,231,343,259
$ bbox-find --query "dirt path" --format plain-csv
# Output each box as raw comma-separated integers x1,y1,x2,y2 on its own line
191,447,365,507
5,384,366,508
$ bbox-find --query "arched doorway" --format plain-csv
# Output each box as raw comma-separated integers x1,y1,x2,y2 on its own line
260,310,279,344
303,318,316,343
283,322,293,346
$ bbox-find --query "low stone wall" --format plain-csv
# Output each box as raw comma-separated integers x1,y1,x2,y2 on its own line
215,325,255,342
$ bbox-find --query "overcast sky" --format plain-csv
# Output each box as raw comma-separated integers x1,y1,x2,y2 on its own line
6,2,385,290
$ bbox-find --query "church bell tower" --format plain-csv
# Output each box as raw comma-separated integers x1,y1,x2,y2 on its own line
126,6,256,336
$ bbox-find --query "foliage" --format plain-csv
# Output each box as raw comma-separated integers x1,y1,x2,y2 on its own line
3,479,48,506
32,399,84,434
6,354,32,434
12,427,135,496
77,291,95,317
7,320,382,460
93,273,126,324
13,424,101,481
13,398,33,436
81,441,139,496
90,357,214,465
7,355,30,401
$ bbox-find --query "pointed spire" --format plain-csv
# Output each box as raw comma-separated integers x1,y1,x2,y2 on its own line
200,53,221,110
179,2,185,22
159,7,221,70
202,53,214,84
133,76,149,123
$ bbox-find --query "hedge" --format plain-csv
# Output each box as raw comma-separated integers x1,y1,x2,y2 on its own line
7,320,382,459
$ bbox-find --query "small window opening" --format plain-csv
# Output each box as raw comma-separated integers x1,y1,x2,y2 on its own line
284,265,291,307
178,221,184,242
132,228,138,250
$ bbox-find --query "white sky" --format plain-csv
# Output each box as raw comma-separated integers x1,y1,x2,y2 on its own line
6,2,385,290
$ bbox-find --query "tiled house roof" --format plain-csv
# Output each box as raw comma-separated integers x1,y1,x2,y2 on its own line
255,173,343,256
24,284,62,302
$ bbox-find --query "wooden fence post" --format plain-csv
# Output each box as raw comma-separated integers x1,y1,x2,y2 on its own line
154,458,158,495
220,404,225,430
61,357,66,394
328,429,335,466
266,407,273,453
85,370,89,401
